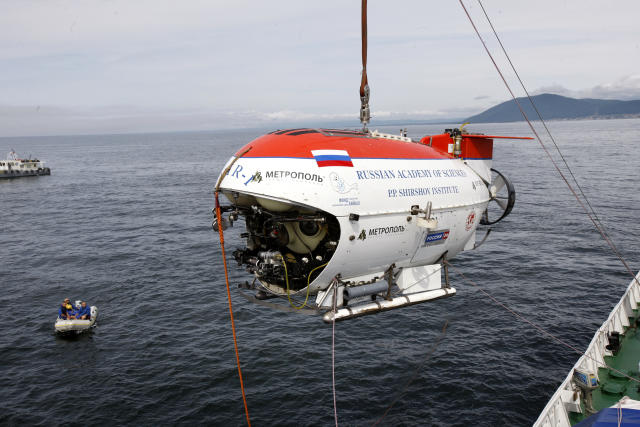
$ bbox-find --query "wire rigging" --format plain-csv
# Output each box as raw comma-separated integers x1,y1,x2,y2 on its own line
458,0,638,287
445,261,640,386
474,0,623,264
331,280,339,427
455,0,640,397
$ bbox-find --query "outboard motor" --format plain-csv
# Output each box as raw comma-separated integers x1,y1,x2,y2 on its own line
573,368,598,414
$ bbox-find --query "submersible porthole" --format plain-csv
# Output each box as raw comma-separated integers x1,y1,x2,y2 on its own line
299,221,320,236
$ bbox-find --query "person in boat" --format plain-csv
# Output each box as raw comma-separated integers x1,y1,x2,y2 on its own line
59,299,73,319
58,302,69,319
76,301,91,320
59,298,77,320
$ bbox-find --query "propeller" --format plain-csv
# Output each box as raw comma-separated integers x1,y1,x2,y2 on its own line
480,168,515,225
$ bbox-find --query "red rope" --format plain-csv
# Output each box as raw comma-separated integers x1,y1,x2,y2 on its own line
359,0,368,98
215,191,251,426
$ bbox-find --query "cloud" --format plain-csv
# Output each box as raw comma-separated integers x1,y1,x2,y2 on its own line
531,84,575,97
0,104,474,137
260,110,353,122
1,1,639,136
3,72,638,137
533,75,640,100
588,75,640,100
0,104,360,137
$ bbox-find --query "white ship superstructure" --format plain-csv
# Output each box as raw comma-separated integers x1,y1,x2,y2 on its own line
0,150,50,179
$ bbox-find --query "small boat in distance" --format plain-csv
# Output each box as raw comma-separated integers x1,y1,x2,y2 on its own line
0,149,51,179
55,300,98,335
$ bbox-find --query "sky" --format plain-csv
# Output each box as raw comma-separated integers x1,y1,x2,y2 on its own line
1,0,640,137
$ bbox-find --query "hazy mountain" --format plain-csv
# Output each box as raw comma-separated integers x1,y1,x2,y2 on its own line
465,93,640,123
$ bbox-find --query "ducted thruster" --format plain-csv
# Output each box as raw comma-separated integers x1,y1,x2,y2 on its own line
481,168,516,225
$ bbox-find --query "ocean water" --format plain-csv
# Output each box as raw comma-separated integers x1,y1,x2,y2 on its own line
1,119,639,426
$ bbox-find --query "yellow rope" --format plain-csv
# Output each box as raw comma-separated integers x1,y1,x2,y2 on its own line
279,254,327,310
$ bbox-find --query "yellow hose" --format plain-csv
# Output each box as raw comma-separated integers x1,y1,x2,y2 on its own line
279,255,328,310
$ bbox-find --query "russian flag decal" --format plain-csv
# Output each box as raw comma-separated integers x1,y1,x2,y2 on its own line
311,150,353,167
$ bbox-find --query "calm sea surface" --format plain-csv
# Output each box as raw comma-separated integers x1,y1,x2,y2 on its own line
1,119,639,426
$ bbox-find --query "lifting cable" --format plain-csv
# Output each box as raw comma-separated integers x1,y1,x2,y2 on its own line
331,280,339,427
214,148,252,426
328,3,369,422
328,5,371,421
359,0,370,132
474,0,628,274
372,320,449,426
445,261,640,386
459,0,639,287
475,0,608,234
458,0,640,389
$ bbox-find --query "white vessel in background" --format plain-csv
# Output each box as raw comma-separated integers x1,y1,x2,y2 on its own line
0,149,51,179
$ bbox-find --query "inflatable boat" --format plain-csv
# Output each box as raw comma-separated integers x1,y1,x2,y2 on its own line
55,301,98,334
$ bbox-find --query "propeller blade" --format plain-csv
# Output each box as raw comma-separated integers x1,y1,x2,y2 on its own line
495,197,508,210
492,175,506,194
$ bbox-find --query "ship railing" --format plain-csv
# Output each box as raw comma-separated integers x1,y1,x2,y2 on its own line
533,271,640,427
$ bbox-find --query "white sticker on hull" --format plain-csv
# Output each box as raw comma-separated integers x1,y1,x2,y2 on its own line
357,225,406,240
329,172,358,194
333,196,360,207
423,229,450,246
261,170,324,184
218,157,489,218
228,163,256,186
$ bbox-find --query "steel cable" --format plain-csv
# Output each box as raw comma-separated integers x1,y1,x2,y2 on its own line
458,0,639,288
445,261,640,386
332,280,339,427
475,0,627,273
